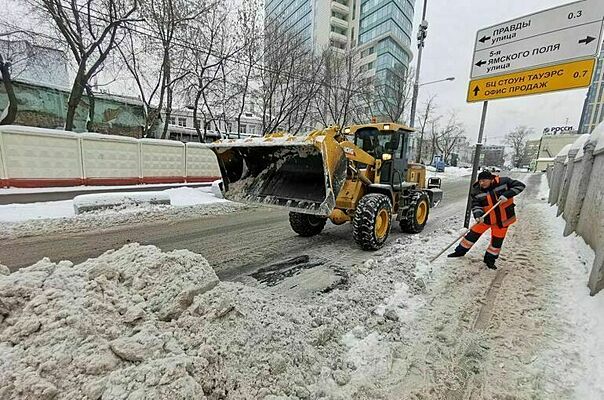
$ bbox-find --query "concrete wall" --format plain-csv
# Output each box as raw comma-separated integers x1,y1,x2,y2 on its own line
140,139,186,183
81,133,140,185
0,125,221,188
548,123,604,295
0,126,83,187
185,143,222,182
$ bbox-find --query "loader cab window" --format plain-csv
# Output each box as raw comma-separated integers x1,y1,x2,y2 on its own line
355,129,402,159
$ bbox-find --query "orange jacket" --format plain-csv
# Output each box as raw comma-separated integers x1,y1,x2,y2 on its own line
471,176,526,228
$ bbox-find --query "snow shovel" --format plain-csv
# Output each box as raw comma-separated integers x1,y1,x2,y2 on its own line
428,200,503,263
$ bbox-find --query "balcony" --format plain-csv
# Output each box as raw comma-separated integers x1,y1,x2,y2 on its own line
331,0,350,15
330,31,349,43
330,16,349,29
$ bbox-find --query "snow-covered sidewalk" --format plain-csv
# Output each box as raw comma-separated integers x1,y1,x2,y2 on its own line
384,172,604,399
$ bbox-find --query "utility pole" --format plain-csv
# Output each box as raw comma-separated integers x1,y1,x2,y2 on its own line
464,101,489,227
409,0,428,129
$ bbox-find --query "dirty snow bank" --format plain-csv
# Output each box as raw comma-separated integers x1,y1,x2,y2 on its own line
0,188,244,240
0,187,227,223
0,244,219,399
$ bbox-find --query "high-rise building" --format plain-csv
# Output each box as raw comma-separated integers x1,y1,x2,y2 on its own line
578,41,604,134
265,0,415,117
356,0,414,86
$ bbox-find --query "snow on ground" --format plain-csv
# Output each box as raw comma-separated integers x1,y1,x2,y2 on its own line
0,187,243,240
426,165,472,180
0,173,602,399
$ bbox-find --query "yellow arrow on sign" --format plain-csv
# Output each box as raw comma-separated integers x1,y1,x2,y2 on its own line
467,58,596,102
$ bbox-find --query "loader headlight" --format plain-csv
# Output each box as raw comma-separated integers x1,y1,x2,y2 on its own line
343,127,351,134
383,124,390,130
382,153,392,161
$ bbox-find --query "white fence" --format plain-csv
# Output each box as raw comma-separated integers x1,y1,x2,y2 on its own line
0,125,222,188
546,123,604,295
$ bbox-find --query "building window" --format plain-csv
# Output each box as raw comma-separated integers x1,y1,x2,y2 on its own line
168,117,176,125
177,117,187,127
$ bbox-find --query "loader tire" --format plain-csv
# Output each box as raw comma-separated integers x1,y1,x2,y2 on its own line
400,192,430,234
352,193,392,251
289,212,327,237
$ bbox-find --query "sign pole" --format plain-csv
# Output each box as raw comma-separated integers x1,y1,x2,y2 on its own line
464,100,489,228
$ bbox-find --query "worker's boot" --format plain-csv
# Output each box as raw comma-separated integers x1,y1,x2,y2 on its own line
447,245,467,258
484,254,497,270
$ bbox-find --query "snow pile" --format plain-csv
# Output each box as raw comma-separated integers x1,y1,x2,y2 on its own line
0,237,434,399
426,165,472,180
0,244,219,399
73,192,171,214
0,187,226,223
0,187,242,240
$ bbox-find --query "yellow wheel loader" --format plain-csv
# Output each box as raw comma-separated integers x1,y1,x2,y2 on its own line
208,123,443,250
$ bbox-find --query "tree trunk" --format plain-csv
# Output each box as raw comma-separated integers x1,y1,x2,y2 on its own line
85,84,95,132
416,128,425,163
0,57,18,125
163,85,172,140
161,50,172,140
65,65,87,131
193,88,203,142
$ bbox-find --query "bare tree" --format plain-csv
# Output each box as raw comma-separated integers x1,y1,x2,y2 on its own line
314,48,366,128
259,20,322,135
233,0,262,137
116,28,161,137
179,2,239,141
31,0,138,131
415,95,437,163
434,112,466,164
373,65,414,123
139,0,212,139
505,126,533,168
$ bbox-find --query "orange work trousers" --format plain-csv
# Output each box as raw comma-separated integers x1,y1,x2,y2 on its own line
457,223,508,260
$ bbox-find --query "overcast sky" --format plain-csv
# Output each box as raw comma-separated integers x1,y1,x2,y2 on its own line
410,0,592,144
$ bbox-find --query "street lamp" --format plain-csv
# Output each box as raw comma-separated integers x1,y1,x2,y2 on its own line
408,0,429,129
419,77,455,87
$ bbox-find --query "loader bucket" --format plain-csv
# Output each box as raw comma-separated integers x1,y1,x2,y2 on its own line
208,136,348,216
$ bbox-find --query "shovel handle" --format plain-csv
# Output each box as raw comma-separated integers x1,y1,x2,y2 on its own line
428,200,503,263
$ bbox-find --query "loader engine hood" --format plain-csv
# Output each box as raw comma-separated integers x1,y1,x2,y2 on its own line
207,135,348,216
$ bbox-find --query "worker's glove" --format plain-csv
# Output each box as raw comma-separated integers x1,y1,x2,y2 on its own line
475,216,484,224
498,195,508,202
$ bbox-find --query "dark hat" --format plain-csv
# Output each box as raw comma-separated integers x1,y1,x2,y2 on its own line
478,170,494,180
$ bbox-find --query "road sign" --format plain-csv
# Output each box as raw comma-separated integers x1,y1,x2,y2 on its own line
470,0,604,79
474,0,604,51
472,21,602,79
467,58,595,102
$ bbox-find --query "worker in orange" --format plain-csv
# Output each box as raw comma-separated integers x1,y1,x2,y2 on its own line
448,170,526,270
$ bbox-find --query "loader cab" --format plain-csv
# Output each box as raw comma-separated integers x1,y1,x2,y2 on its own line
354,127,411,185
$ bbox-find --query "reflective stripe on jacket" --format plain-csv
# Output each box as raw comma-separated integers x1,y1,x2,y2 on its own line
471,176,526,228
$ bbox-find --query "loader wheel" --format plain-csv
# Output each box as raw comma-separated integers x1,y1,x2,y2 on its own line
352,193,392,251
289,212,327,237
400,192,430,234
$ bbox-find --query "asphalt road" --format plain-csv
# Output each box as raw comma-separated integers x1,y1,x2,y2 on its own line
0,177,470,286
